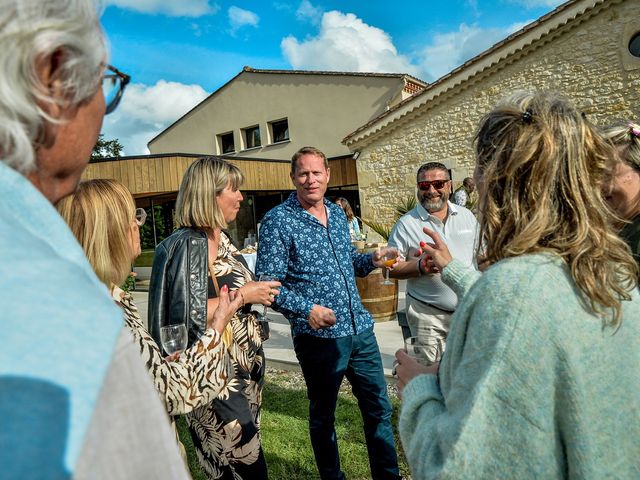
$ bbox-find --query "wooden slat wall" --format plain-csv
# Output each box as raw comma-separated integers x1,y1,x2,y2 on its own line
83,155,358,196
328,157,358,187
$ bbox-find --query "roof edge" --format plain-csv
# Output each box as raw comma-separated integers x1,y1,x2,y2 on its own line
343,0,610,146
147,67,428,148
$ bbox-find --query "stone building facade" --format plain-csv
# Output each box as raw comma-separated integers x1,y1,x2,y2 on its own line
344,0,640,239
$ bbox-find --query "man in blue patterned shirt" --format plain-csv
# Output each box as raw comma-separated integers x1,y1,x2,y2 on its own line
256,146,401,480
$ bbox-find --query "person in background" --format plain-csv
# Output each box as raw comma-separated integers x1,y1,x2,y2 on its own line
394,91,640,479
452,176,477,211
149,157,280,479
0,0,189,478
602,121,640,266
389,162,479,365
256,146,402,480
335,197,361,241
58,178,245,460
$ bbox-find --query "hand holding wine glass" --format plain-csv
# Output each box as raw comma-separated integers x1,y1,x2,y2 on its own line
393,348,437,398
374,246,402,285
256,274,280,321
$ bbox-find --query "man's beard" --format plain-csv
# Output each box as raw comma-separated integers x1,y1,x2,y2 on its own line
421,191,449,212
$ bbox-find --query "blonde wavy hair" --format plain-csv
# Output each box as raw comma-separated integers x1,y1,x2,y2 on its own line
175,157,244,232
474,91,638,325
601,121,640,220
58,179,135,288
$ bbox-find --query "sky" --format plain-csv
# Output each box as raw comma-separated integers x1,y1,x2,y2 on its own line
100,0,566,155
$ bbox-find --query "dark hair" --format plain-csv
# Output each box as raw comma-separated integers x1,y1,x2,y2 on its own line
291,146,328,173
463,177,474,188
416,162,450,182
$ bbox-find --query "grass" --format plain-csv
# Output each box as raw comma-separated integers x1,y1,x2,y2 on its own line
134,248,155,267
177,367,411,479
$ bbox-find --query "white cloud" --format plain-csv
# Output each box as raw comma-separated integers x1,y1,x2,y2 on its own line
281,11,418,75
296,0,323,24
466,0,480,17
416,21,531,80
101,80,208,155
228,6,259,34
106,0,219,17
190,23,203,37
281,9,538,83
273,2,293,12
504,0,564,7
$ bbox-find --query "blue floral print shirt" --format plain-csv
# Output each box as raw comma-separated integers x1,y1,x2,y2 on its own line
256,192,376,338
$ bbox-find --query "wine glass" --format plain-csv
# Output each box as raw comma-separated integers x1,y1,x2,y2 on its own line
257,274,279,321
160,324,187,355
404,335,442,366
379,247,400,285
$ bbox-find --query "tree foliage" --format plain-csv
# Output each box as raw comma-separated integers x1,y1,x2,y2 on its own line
91,134,123,159
139,205,168,249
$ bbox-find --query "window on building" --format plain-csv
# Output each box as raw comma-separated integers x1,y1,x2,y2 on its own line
218,132,235,154
242,125,261,149
269,118,289,143
629,32,640,58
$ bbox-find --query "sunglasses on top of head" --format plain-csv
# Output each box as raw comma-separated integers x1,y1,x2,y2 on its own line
135,208,147,227
102,64,131,115
417,180,449,191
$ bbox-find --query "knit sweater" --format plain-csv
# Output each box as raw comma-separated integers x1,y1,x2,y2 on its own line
399,253,640,479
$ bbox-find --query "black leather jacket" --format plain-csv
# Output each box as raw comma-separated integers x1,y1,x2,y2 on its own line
148,228,209,348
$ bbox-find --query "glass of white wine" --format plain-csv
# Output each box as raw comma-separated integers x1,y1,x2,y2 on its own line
257,274,279,321
379,248,400,285
160,324,187,355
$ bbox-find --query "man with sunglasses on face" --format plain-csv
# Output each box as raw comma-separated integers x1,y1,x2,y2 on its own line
389,162,479,365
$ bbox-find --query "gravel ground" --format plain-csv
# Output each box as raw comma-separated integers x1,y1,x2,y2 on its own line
265,366,400,401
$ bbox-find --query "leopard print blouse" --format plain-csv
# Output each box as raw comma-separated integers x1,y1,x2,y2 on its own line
112,286,237,416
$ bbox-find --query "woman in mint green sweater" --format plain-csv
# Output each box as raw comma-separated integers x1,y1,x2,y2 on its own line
395,92,640,479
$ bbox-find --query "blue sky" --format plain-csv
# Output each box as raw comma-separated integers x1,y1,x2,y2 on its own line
100,0,565,155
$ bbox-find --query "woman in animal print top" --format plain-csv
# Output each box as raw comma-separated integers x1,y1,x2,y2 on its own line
58,178,243,459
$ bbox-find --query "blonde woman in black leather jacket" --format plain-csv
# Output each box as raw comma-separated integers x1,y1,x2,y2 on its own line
149,157,280,479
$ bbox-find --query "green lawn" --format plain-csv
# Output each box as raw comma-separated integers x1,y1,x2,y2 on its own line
178,368,411,479
134,249,155,267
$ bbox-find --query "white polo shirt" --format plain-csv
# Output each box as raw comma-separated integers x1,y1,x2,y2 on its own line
388,201,479,311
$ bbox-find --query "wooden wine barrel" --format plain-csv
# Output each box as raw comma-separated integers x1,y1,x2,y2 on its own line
356,268,398,322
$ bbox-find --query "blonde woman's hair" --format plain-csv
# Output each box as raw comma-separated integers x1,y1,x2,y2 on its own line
175,157,244,231
601,121,640,219
57,179,135,288
474,91,638,325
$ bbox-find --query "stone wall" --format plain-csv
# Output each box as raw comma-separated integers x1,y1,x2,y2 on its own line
355,0,640,240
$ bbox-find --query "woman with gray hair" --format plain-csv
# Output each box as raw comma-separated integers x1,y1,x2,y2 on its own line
0,0,189,478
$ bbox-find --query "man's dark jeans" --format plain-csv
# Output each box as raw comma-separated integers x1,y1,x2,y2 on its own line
293,327,401,480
